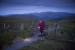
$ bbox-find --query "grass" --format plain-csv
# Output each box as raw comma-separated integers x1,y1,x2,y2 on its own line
57,22,75,40
0,30,16,49
20,40,56,50
20,22,75,50
19,30,34,38
0,19,34,49
0,18,75,50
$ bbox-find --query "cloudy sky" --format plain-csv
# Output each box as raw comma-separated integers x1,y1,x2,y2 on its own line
0,0,75,15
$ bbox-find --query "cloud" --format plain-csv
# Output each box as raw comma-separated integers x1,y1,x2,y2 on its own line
0,0,75,15
1,0,75,7
0,6,75,15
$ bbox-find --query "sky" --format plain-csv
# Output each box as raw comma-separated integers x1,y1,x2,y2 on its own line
0,0,75,15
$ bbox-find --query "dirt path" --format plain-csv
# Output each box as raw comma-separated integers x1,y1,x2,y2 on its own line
2,27,57,50
3,32,45,50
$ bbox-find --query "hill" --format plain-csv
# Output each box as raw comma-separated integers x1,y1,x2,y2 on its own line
0,12,75,21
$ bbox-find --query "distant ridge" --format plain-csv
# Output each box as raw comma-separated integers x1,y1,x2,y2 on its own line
0,12,75,21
